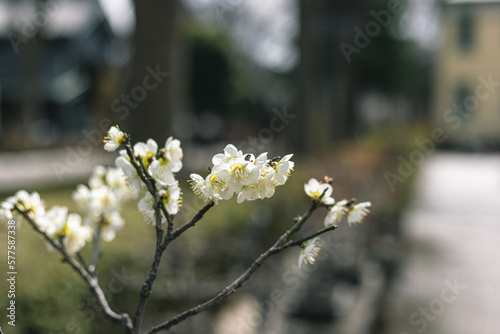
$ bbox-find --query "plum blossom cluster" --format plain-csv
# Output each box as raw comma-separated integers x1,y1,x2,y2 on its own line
1,166,134,254
299,178,372,268
189,144,294,204
1,190,92,254
72,165,135,242
105,126,183,223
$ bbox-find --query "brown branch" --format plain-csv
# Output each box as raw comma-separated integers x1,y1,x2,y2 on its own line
165,201,215,244
133,191,165,333
89,217,104,275
144,201,320,334
17,207,133,333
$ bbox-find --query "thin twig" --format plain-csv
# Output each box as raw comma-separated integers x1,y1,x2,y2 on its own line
144,201,320,334
17,207,133,332
166,201,215,244
89,217,104,275
276,224,338,252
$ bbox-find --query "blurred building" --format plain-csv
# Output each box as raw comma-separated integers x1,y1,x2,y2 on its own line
433,0,500,149
0,0,131,149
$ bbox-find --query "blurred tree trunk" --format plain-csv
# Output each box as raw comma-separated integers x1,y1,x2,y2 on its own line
17,0,45,148
127,0,179,142
297,0,352,154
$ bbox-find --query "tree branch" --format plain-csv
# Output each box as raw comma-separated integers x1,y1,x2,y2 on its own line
165,201,214,244
16,207,133,333
133,191,166,333
89,217,104,275
144,201,320,334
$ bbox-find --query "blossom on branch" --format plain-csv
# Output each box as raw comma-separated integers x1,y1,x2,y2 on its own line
304,178,334,205
347,202,372,225
72,165,133,243
190,144,293,204
298,237,322,268
103,126,125,152
324,200,349,227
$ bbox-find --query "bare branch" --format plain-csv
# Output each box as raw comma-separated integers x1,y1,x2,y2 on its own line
133,190,165,333
16,207,133,333
89,217,104,275
144,202,319,334
166,201,215,243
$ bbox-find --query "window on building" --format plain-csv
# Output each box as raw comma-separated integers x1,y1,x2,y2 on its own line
458,12,474,53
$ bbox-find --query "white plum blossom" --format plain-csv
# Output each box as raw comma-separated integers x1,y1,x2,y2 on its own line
273,154,294,185
103,126,125,152
72,165,133,243
304,178,334,205
88,186,119,216
115,156,142,192
4,190,46,222
347,202,372,226
237,165,276,203
138,183,182,224
0,202,13,220
138,192,157,224
72,184,92,212
224,157,260,193
203,166,233,203
298,237,322,269
212,144,243,166
45,205,70,237
189,173,206,201
190,144,293,204
148,160,176,187
163,136,183,173
43,206,91,253
62,214,92,254
162,184,181,215
98,211,125,242
324,200,349,227
134,139,158,170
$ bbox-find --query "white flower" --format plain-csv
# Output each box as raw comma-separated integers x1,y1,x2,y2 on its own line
163,137,183,172
224,157,260,192
148,160,176,187
0,202,13,221
45,205,70,236
204,166,233,203
134,139,158,170
63,214,92,254
100,212,124,242
347,202,371,226
273,154,294,185
161,184,182,215
189,173,207,201
298,237,322,269
89,186,118,216
89,165,106,188
324,200,348,227
72,184,92,212
138,192,158,224
138,185,181,223
191,145,293,203
212,144,243,166
11,190,46,219
103,126,125,152
236,165,275,203
304,178,334,205
115,156,142,192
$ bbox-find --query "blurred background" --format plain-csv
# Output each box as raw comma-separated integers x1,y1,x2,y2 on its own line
1,0,500,333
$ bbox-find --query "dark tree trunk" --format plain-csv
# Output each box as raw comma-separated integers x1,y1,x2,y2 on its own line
127,0,179,143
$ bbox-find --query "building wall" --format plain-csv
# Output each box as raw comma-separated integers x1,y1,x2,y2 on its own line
433,3,500,148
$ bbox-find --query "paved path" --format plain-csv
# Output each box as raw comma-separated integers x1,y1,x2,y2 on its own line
383,152,500,334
